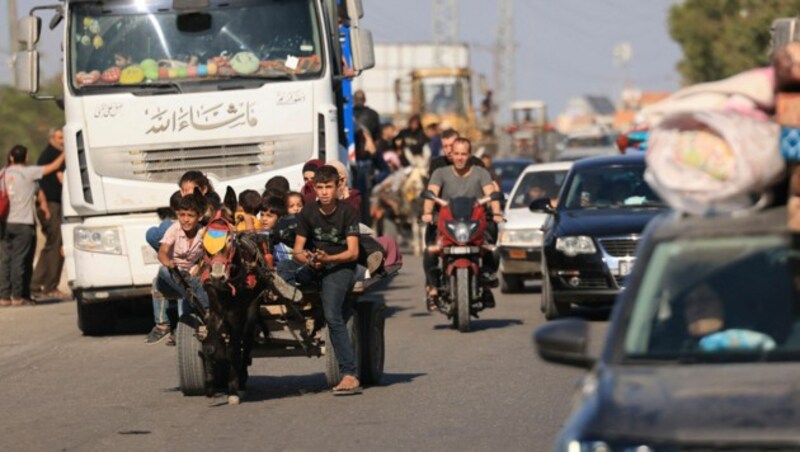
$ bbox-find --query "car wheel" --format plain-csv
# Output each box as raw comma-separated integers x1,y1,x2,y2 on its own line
541,258,572,320
500,273,524,293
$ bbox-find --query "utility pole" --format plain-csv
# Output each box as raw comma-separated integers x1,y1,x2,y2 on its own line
9,0,18,52
432,0,459,66
494,0,515,150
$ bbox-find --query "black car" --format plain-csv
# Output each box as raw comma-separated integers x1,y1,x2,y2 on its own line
535,207,800,451
531,154,667,319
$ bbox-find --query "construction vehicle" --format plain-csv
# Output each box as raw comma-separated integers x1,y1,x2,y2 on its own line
505,100,554,160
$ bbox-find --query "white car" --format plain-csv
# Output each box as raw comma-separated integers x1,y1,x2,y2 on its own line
497,161,573,293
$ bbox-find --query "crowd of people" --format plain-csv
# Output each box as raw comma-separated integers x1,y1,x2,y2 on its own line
0,89,501,394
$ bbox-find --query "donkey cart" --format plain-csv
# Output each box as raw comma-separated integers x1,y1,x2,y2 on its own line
176,264,400,398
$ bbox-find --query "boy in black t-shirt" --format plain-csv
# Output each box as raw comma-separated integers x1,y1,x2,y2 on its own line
294,165,362,395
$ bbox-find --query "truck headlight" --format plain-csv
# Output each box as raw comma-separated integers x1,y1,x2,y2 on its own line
499,228,541,246
566,439,653,452
556,236,596,257
74,227,123,255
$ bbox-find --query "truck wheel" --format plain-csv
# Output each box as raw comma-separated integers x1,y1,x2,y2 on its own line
77,299,117,336
358,302,385,386
541,259,572,320
324,310,360,388
451,268,471,332
500,273,524,293
177,316,205,396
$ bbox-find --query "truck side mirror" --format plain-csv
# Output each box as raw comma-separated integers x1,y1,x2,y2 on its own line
17,16,41,48
350,27,375,72
13,50,39,94
345,0,364,21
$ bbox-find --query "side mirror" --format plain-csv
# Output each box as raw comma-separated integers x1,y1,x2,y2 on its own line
17,16,41,48
533,319,595,369
13,50,39,94
345,0,364,21
529,197,554,213
350,27,375,72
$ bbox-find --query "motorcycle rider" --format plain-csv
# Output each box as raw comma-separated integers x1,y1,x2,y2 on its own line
421,137,503,311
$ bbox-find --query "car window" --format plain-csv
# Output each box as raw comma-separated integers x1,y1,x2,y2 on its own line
509,170,568,209
624,235,800,362
493,162,530,185
562,165,663,209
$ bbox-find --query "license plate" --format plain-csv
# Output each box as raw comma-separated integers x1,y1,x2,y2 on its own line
508,249,527,259
618,260,633,276
142,246,159,265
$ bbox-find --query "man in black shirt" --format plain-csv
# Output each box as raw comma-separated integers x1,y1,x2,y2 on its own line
353,90,380,141
31,127,67,298
427,129,484,178
294,165,362,395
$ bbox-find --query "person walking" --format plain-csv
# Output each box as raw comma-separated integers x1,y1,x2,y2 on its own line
0,145,66,306
31,127,68,299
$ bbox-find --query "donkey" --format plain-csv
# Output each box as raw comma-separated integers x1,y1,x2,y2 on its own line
198,187,270,404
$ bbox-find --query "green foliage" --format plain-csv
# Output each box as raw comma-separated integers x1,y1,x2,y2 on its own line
0,76,65,162
669,0,800,84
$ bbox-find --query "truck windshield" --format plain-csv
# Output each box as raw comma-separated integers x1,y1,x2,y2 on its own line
69,0,323,94
421,76,467,116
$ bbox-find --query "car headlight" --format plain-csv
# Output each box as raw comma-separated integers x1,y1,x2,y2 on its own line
74,227,123,255
499,228,542,246
566,440,653,452
556,236,596,257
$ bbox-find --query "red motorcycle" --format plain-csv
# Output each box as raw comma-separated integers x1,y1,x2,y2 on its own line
423,191,501,332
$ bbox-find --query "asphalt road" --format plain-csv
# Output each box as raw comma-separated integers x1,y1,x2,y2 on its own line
0,255,608,452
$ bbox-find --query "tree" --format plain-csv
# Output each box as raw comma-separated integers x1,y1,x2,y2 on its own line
0,76,65,162
669,0,800,84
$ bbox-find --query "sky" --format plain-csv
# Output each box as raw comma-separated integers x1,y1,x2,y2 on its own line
1,0,683,116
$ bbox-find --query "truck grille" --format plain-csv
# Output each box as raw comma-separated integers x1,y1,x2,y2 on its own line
130,142,272,180
91,135,313,183
598,237,639,257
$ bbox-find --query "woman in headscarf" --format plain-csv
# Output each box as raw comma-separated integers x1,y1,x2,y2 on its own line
328,160,362,212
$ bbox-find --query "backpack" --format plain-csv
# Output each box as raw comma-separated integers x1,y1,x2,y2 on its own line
0,169,9,221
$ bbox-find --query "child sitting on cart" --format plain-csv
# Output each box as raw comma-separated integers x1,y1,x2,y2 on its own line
145,194,209,345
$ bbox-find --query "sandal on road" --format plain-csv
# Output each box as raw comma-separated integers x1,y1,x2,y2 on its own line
332,375,362,396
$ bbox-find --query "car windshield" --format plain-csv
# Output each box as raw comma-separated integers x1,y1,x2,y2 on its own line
69,0,322,94
509,170,568,209
624,235,800,363
562,164,663,209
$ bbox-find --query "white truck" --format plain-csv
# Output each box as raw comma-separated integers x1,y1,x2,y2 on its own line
13,0,374,335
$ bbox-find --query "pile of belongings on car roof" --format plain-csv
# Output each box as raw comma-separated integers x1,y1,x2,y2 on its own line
637,67,785,216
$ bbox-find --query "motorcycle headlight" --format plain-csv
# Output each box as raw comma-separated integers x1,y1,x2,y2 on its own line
74,226,123,255
499,228,541,246
446,221,479,244
556,236,596,257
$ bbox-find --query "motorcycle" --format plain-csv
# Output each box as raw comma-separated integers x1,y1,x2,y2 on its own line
422,190,502,332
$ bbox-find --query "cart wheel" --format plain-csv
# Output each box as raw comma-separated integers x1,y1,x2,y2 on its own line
358,302,385,385
324,310,360,388
177,315,205,396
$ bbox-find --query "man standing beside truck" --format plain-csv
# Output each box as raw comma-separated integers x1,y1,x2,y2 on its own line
31,127,67,299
